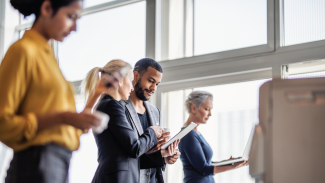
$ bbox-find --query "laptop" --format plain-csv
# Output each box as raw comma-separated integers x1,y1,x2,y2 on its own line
211,127,255,166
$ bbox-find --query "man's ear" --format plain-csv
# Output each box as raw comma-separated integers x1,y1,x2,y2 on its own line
190,104,196,114
40,0,54,18
133,71,140,84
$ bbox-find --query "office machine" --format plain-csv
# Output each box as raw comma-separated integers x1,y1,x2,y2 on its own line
249,78,325,183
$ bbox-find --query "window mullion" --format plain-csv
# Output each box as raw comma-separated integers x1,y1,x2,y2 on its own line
146,0,156,59
184,0,194,57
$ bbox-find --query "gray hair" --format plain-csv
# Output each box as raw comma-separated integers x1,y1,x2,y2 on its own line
185,91,213,114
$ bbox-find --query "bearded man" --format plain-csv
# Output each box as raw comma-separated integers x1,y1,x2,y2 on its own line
121,58,181,183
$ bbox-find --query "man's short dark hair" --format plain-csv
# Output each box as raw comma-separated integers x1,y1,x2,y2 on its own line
133,58,163,75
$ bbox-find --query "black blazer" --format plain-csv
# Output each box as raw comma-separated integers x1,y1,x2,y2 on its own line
91,95,158,183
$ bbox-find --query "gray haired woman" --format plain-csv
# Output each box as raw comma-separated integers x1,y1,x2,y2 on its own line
178,91,248,183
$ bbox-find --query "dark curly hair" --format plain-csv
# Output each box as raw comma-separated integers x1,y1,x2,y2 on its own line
10,0,82,19
133,58,163,75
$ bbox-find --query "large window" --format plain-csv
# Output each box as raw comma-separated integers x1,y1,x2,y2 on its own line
194,0,267,56
157,0,271,62
58,1,146,82
282,0,325,46
162,79,268,183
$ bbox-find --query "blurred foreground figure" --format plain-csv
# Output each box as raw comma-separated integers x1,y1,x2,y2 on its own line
0,0,117,182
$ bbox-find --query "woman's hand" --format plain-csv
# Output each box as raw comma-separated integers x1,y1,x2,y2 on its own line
161,140,180,157
37,111,100,132
62,111,101,131
84,75,120,110
94,75,119,96
213,161,249,174
232,161,249,169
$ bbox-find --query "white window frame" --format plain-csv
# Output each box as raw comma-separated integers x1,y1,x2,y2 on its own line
156,0,275,64
152,0,325,114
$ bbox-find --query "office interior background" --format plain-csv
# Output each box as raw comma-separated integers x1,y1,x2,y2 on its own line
0,0,325,182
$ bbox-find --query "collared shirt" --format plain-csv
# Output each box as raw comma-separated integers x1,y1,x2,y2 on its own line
0,29,82,152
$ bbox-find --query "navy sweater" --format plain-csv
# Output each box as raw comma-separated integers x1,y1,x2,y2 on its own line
179,129,215,183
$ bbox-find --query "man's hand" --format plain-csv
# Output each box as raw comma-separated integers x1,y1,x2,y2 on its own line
161,140,180,157
150,126,164,138
165,151,181,164
147,132,170,154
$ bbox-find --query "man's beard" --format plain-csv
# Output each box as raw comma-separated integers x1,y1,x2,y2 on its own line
134,79,153,101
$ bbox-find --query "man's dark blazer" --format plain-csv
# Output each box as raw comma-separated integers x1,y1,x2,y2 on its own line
121,98,166,183
91,95,160,183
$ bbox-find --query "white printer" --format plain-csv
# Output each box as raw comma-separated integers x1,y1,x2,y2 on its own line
249,78,325,183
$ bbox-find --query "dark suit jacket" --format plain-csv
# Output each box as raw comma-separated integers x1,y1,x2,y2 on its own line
92,95,159,183
121,98,166,183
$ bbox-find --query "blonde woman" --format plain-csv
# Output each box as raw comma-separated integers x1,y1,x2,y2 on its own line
82,60,163,183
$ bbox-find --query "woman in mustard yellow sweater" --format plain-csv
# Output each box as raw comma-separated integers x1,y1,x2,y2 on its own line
0,0,116,182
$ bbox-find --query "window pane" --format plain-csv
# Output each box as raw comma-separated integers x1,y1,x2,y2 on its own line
282,0,325,46
20,14,35,24
83,0,116,8
163,79,268,183
194,0,267,56
168,0,185,60
58,1,146,82
288,71,325,79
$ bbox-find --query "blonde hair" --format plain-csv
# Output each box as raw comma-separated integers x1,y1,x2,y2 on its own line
185,91,213,114
81,59,131,102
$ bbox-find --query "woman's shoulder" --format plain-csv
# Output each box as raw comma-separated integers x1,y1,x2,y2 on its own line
1,39,38,71
180,129,199,143
179,129,201,151
8,38,38,55
97,95,125,113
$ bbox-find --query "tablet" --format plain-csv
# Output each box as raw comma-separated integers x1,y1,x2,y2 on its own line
161,122,197,150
